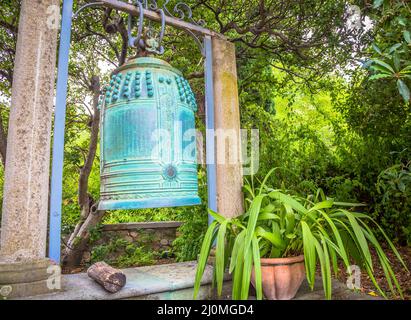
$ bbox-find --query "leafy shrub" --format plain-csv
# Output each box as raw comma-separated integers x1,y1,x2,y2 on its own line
116,245,155,268
173,167,209,261
194,169,408,300
325,176,366,203
374,162,411,245
90,237,155,267
173,210,207,261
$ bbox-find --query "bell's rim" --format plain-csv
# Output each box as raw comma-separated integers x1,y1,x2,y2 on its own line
113,56,183,76
98,196,201,210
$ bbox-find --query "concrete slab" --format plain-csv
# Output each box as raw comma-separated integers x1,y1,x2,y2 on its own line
20,261,219,300
17,261,380,300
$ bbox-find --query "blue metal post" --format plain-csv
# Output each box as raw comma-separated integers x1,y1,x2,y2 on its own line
48,0,74,263
204,36,217,225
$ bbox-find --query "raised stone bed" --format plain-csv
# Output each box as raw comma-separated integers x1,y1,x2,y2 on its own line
81,221,183,266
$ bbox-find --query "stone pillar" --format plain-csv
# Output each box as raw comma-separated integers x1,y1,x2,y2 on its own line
212,38,243,218
0,0,60,298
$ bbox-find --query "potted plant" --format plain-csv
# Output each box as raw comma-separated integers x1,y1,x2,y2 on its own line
193,168,408,300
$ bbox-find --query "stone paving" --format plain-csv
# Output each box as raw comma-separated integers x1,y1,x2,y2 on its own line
17,261,379,300
294,278,380,300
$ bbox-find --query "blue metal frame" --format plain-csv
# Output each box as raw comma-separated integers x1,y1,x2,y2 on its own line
204,36,217,224
48,0,74,263
48,0,217,263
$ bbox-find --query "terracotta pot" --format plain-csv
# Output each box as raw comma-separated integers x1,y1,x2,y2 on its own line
251,255,305,300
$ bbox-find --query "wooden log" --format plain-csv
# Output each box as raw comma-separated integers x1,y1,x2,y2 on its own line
87,261,126,293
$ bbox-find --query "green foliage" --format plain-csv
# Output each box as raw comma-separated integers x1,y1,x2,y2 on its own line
368,47,411,102
366,0,411,102
90,237,155,268
325,176,366,203
194,169,408,300
103,208,178,224
375,162,411,245
116,245,155,268
89,224,104,243
172,209,208,262
172,167,209,261
0,1,409,283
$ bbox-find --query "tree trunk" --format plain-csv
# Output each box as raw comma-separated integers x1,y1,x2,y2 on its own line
62,75,104,268
61,14,130,268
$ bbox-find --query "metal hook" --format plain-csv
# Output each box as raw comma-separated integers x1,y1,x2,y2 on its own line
140,8,166,55
127,0,144,48
154,8,165,55
127,1,166,55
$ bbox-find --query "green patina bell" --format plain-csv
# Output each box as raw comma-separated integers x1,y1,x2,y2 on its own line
98,57,201,210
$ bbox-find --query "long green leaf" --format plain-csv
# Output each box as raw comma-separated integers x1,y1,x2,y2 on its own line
364,262,387,298
333,201,367,207
241,244,253,300
369,73,391,80
371,59,395,74
251,235,262,300
215,220,228,296
397,79,410,102
208,209,227,224
308,200,334,212
269,191,308,215
257,212,281,221
255,226,285,248
322,234,339,276
362,225,400,298
258,167,281,195
369,220,408,271
400,65,411,74
317,210,350,268
345,213,408,271
360,222,404,298
318,234,332,299
193,221,218,299
333,219,364,266
404,30,411,44
243,183,255,199
301,221,316,288
232,237,245,299
344,210,373,270
229,229,246,273
285,211,296,234
243,195,264,257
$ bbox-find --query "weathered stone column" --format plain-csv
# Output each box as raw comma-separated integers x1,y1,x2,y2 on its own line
212,38,244,218
0,0,60,298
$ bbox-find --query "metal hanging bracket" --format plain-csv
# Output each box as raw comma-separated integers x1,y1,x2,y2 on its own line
127,0,166,55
